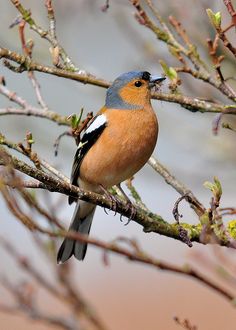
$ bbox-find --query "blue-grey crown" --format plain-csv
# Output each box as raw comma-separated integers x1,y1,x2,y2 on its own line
105,71,151,110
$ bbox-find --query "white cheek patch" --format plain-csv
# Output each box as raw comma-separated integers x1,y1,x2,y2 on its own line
86,114,107,134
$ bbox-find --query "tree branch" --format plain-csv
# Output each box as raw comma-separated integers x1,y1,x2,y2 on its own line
1,143,236,248
10,0,77,70
1,47,236,115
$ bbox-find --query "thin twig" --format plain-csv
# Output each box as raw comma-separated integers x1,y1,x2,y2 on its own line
0,107,69,125
10,0,77,70
148,156,206,216
1,47,236,114
0,145,202,244
0,237,107,330
0,187,234,304
131,1,236,101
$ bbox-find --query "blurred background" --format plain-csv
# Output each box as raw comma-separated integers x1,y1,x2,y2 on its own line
1,1,236,329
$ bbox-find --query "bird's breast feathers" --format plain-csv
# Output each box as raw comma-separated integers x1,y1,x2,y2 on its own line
79,107,158,187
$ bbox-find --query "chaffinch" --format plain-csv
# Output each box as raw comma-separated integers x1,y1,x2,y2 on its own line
57,71,165,263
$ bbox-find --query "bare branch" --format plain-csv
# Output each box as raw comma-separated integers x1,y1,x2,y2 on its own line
1,47,236,114
148,156,206,216
10,0,77,70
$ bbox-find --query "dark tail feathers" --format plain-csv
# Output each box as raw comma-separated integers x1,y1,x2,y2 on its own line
57,202,96,263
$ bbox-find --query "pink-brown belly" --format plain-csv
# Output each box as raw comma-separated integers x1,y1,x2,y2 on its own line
79,108,158,188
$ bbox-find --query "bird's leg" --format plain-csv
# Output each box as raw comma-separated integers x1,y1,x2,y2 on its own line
99,184,120,215
116,184,137,222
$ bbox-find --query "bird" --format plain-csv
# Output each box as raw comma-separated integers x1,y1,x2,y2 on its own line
57,70,165,263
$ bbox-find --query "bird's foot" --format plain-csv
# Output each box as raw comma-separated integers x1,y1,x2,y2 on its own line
124,200,137,225
99,185,120,215
115,184,137,224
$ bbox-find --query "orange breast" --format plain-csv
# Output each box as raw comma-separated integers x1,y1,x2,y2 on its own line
79,106,158,188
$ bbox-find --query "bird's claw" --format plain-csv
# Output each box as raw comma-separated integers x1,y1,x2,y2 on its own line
100,185,120,215
124,200,137,225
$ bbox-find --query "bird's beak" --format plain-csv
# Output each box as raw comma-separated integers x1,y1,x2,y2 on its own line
149,75,166,88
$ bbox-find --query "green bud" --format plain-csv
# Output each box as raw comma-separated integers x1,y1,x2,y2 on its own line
159,60,178,80
69,108,84,129
206,9,221,29
27,132,34,145
203,176,222,200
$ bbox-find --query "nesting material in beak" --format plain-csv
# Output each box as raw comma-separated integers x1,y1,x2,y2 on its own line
149,76,166,88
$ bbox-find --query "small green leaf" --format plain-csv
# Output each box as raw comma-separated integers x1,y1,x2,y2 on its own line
68,108,84,129
69,114,79,129
168,67,178,80
206,8,221,29
203,177,222,200
0,133,5,144
215,12,222,28
203,181,214,191
159,60,178,80
77,107,84,123
26,132,34,145
213,176,222,197
159,60,169,74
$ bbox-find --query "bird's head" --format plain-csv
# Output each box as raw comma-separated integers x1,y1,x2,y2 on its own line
105,71,165,110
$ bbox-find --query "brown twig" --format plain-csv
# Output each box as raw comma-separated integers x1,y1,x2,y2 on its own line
0,238,107,330
208,3,236,59
212,106,236,135
0,80,68,125
0,183,234,304
0,145,181,240
148,156,206,217
207,37,225,81
0,107,68,125
1,47,236,114
10,0,77,70
0,149,235,303
18,17,49,109
0,133,70,185
0,302,76,330
2,204,235,303
54,130,73,157
45,0,56,39
131,1,236,101
172,194,194,248
2,143,235,249
168,16,191,47
54,111,93,156
72,111,94,145
220,207,236,216
223,0,236,26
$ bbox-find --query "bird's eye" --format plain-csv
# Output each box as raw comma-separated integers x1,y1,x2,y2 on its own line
135,80,142,87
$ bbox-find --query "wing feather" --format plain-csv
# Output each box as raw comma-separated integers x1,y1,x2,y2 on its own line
69,114,107,204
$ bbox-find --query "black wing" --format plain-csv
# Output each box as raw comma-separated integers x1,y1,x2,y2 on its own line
69,115,107,204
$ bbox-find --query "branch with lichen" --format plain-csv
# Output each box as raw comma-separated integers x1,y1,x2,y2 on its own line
0,142,186,242
1,47,236,115
0,3,236,322
0,181,235,304
0,0,235,249
1,134,236,249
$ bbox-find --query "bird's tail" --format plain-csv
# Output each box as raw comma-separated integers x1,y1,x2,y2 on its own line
57,201,96,263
